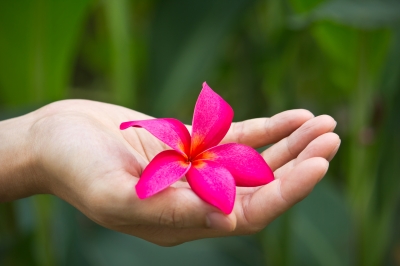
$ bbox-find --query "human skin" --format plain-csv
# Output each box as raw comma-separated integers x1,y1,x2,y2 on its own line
0,100,340,246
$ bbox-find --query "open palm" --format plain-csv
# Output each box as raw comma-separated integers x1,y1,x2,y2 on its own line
31,99,339,246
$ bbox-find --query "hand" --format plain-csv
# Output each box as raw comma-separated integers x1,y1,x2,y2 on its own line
25,100,339,246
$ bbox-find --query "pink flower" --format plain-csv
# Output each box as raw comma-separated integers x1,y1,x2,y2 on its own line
120,82,274,214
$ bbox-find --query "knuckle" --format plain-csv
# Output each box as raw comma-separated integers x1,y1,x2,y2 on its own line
241,194,265,234
158,205,185,228
263,118,272,139
232,121,245,144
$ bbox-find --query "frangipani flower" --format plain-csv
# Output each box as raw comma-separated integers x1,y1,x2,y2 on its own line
120,82,274,214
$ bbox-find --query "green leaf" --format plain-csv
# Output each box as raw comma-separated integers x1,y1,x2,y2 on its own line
103,0,136,108
0,0,91,107
146,0,256,117
263,179,353,266
290,1,400,29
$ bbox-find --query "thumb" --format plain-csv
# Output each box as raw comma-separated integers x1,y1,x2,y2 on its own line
133,186,237,231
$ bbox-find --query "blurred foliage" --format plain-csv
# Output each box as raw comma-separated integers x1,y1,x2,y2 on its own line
1,0,400,265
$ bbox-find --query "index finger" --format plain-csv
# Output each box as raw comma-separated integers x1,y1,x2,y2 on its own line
222,109,314,148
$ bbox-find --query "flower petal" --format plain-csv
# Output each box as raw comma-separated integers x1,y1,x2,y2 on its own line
120,118,191,155
190,82,234,157
186,160,235,214
136,150,191,199
196,143,274,186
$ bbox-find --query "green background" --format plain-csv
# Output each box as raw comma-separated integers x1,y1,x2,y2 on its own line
1,0,400,265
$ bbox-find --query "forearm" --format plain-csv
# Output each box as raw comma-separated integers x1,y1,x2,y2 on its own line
0,113,42,201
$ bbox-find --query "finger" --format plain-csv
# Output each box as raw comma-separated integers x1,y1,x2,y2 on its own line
274,132,340,179
261,115,336,171
222,109,314,148
237,157,329,232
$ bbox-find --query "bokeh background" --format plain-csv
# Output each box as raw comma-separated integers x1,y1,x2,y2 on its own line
1,0,400,265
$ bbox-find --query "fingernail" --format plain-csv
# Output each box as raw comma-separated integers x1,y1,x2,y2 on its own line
327,140,341,161
206,212,233,231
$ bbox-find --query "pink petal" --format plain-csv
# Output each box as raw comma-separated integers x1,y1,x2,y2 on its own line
136,150,191,199
120,118,191,156
190,82,234,157
186,160,235,214
196,143,274,186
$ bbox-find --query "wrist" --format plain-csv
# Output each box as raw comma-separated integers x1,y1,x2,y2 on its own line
0,112,45,201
